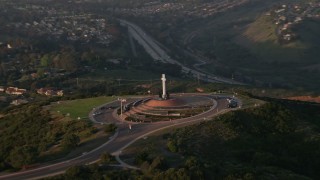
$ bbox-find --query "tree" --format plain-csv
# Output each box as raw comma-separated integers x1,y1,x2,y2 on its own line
40,54,51,67
60,52,78,71
0,62,7,76
149,156,167,171
184,156,200,169
65,166,83,179
135,151,149,165
0,62,4,77
167,139,178,153
9,146,38,169
100,152,113,164
61,133,80,150
37,68,44,77
104,123,117,133
154,168,191,180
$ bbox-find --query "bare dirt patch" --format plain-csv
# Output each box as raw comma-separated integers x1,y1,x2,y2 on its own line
286,96,320,103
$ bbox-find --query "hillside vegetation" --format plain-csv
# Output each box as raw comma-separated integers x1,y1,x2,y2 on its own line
0,102,99,171
135,99,320,179
237,15,320,63
47,98,320,179
182,0,320,91
164,101,320,179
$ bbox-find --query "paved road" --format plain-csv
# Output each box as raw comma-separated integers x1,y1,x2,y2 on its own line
120,19,244,85
0,94,234,180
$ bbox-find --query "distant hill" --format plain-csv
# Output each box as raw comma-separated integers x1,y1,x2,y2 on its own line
168,0,320,92
235,15,320,64
95,0,320,92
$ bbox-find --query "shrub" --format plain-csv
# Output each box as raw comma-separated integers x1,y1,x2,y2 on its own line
104,123,117,133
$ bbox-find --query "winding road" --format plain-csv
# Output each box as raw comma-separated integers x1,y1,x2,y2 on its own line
0,94,235,180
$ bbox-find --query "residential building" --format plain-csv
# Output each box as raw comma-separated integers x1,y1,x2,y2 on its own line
11,99,29,106
6,87,27,95
37,88,64,96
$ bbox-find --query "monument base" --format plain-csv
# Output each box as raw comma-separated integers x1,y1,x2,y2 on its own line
144,98,186,107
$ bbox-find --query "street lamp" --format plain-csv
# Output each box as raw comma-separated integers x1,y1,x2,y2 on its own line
118,98,127,117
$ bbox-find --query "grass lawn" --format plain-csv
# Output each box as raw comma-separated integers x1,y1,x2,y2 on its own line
51,96,117,119
242,15,278,43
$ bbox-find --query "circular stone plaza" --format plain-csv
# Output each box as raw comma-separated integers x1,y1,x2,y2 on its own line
118,74,219,123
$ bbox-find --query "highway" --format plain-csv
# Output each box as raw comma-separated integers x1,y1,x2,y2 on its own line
119,19,244,85
0,94,235,180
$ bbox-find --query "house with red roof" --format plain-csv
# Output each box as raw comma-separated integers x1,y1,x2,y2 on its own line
5,87,27,95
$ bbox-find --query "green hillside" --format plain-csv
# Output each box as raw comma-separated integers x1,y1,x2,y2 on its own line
236,15,305,63
119,99,320,179
237,15,320,63
179,0,320,91
164,101,320,179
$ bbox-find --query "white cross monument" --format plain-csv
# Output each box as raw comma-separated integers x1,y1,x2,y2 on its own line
161,74,166,99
